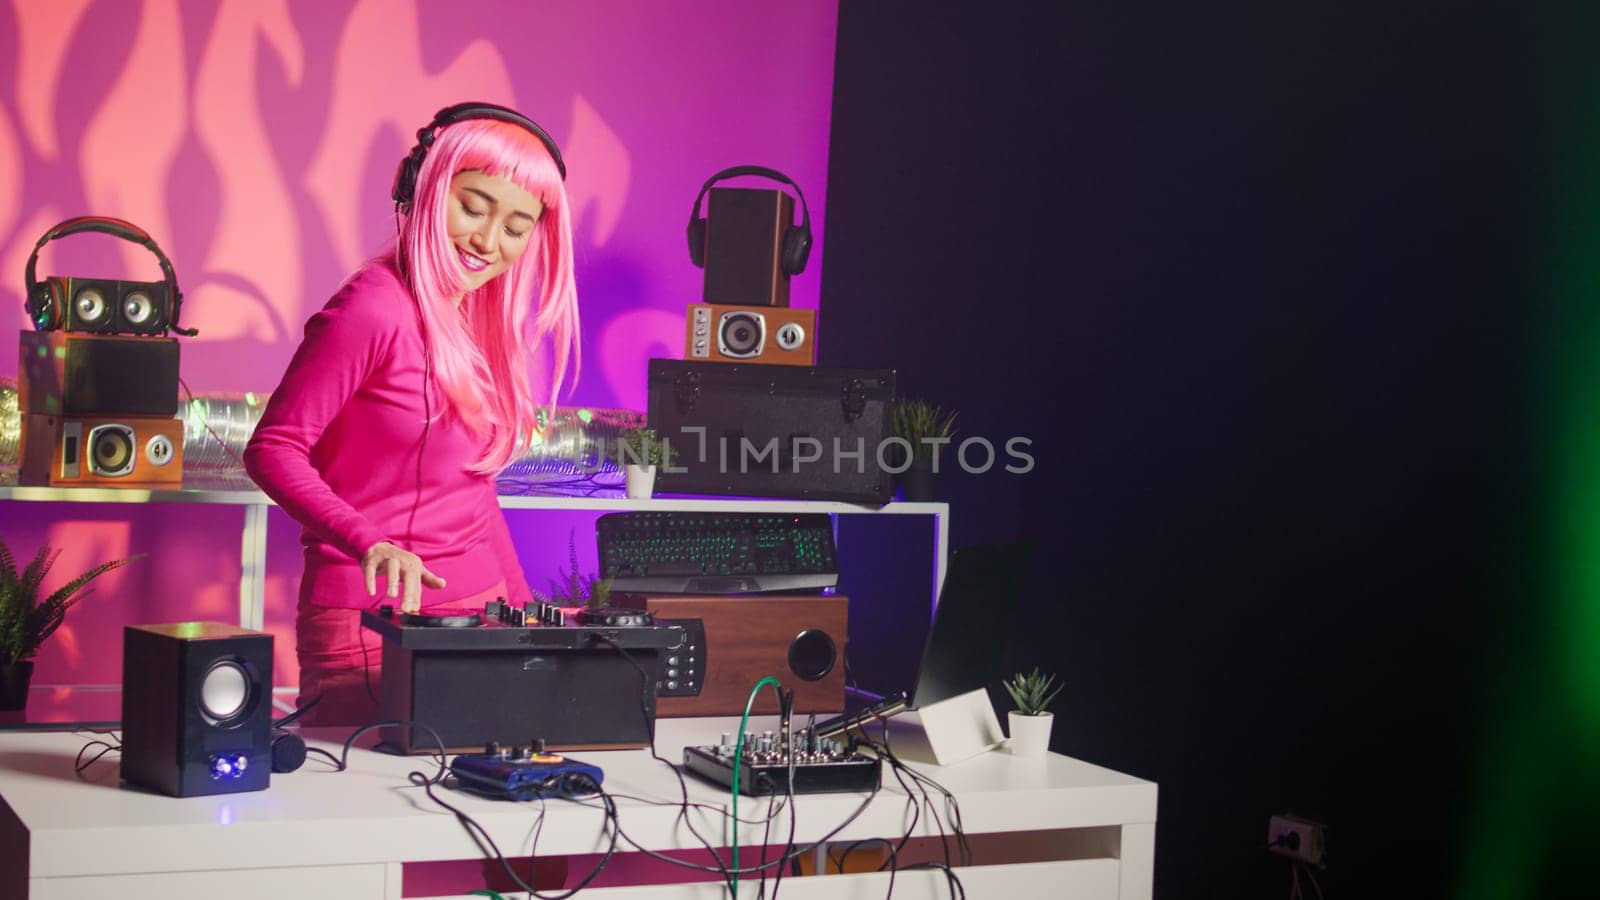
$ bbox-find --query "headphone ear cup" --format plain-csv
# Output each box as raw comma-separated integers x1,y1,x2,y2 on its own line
782,226,812,276
27,278,65,331
391,150,422,207
687,217,708,268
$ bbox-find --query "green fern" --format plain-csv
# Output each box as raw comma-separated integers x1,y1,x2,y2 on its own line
0,537,141,665
1003,667,1063,716
528,530,613,609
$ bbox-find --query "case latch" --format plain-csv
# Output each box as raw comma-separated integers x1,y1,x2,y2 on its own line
673,370,702,414
841,377,867,422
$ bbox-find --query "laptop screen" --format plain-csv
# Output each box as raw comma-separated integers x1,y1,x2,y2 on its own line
909,540,1031,710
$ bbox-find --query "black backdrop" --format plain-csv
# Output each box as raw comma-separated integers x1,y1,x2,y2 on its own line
818,2,1580,896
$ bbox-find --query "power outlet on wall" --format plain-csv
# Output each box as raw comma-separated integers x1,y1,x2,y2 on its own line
1267,813,1326,866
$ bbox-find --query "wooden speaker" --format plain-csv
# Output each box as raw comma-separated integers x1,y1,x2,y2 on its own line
685,303,817,366
20,413,183,487
18,330,179,416
703,187,795,307
636,594,848,717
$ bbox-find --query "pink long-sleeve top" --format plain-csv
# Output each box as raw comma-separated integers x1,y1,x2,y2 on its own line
243,260,532,609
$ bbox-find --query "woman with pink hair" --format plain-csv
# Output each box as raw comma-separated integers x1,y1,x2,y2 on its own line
245,103,579,725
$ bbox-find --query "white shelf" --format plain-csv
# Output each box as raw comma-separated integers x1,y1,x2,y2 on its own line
1,479,950,631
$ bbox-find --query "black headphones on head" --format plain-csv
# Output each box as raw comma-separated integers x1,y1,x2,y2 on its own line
391,101,566,211
686,165,813,276
24,215,195,336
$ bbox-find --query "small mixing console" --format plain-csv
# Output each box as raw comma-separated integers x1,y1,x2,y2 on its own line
683,726,881,796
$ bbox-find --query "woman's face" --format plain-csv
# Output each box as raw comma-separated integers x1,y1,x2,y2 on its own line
446,170,544,294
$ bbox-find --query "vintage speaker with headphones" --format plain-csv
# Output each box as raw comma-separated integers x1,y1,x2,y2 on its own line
687,165,813,308
24,216,196,336
392,100,566,211
19,413,183,487
685,302,817,366
647,359,896,503
18,331,179,417
633,594,848,717
120,623,274,797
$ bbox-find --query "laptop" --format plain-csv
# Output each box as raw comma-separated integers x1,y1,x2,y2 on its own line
812,540,1030,739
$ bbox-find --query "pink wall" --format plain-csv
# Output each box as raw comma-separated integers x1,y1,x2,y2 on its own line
0,0,839,687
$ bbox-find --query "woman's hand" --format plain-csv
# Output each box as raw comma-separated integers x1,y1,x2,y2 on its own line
362,541,446,613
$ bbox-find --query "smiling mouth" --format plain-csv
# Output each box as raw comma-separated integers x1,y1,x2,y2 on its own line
458,248,490,273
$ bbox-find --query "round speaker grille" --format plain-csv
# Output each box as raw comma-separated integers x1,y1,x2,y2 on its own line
122,290,155,325
74,287,109,324
200,660,251,722
718,312,764,357
788,629,837,682
87,424,136,476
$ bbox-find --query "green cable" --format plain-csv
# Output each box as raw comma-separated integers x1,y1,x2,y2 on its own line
731,675,783,897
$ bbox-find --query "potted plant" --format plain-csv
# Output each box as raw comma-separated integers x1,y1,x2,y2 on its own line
0,537,140,710
530,529,613,609
609,426,675,499
1002,666,1063,757
891,399,958,502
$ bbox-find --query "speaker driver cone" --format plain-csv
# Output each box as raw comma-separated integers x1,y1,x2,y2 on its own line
200,660,251,723
86,424,136,476
122,290,155,327
74,287,110,326
718,311,765,358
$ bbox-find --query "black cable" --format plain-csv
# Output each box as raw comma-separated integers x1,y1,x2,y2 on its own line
418,771,621,900
865,720,972,870
273,694,321,729
589,632,737,893
312,719,451,784
304,746,344,769
598,776,882,878
74,736,122,777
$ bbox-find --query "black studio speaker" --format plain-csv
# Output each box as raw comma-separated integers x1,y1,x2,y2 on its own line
120,623,274,797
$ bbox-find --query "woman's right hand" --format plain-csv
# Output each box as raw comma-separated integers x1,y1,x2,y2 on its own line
362,541,447,613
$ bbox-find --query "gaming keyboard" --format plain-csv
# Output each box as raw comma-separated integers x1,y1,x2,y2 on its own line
598,511,838,594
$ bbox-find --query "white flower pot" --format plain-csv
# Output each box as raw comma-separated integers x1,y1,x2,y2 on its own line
624,464,657,499
1007,711,1054,757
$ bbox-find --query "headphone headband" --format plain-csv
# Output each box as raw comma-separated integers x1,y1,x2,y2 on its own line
23,215,193,336
688,165,811,233
392,101,565,210
685,165,814,276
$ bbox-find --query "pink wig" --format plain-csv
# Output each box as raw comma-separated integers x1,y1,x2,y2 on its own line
395,117,580,474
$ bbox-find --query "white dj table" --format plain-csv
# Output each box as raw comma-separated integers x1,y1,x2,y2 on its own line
0,715,1156,899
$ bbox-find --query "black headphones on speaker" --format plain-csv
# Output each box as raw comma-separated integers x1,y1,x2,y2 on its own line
686,165,813,276
391,101,566,211
24,215,195,336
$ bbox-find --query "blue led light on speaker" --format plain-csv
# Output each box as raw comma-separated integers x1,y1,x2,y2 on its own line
209,752,251,780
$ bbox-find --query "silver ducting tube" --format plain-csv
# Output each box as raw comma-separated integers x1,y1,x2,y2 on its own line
1,377,644,488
